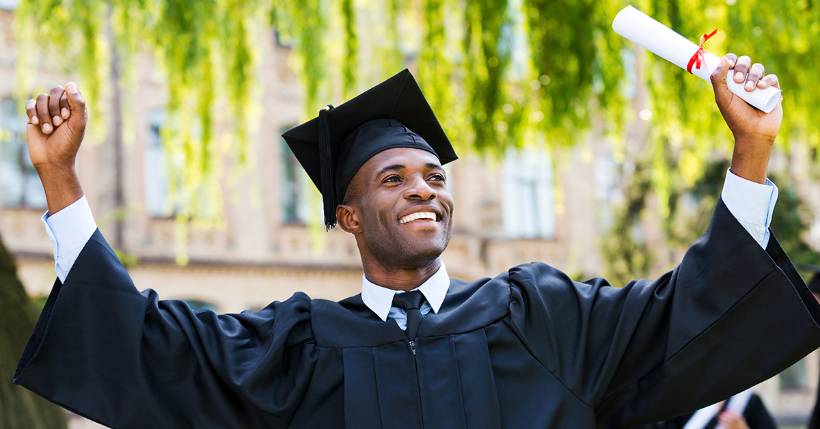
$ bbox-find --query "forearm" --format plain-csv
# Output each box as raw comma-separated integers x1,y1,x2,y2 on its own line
729,135,773,185
36,166,84,214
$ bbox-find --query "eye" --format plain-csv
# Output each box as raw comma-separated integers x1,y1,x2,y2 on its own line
428,173,446,182
383,175,402,183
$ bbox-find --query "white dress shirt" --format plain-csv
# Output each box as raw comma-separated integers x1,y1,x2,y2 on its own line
362,263,449,330
41,170,779,325
41,195,97,283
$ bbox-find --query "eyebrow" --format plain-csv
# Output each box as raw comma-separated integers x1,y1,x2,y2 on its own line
376,163,444,177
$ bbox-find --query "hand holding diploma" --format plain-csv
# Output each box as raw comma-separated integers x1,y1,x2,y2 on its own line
612,6,781,113
712,54,782,184
613,6,782,184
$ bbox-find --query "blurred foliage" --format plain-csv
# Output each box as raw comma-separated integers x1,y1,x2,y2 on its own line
603,157,818,285
599,156,654,285
670,159,818,271
12,0,820,259
0,235,67,428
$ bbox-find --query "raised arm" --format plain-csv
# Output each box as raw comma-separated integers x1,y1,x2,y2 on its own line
507,53,819,428
25,82,87,214
17,84,318,428
25,84,96,283
709,54,782,250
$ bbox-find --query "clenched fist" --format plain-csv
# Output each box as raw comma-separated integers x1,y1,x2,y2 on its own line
25,82,87,170
24,82,88,214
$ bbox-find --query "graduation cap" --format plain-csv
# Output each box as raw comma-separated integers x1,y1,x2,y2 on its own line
282,69,458,228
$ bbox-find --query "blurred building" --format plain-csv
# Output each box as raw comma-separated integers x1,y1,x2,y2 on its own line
1,4,819,428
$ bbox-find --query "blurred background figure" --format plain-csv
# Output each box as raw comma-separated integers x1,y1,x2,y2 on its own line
807,268,820,429
639,389,777,429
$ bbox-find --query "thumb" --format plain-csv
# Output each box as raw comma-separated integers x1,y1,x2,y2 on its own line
710,57,733,103
64,82,88,135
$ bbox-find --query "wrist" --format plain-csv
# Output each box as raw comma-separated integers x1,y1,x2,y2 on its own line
732,130,776,147
37,167,84,214
730,136,773,184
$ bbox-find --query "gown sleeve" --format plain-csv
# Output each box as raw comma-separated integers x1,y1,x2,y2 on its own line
507,200,820,428
13,230,315,429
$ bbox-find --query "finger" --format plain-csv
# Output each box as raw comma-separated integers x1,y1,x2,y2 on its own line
758,73,780,89
710,57,733,101
724,53,738,68
59,92,70,120
48,86,64,126
64,82,88,132
25,99,38,125
35,93,53,135
745,63,764,92
733,55,751,83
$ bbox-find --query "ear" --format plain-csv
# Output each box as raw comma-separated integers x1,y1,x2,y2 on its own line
336,204,361,234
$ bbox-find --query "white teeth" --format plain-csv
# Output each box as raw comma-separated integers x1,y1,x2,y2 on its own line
399,212,437,224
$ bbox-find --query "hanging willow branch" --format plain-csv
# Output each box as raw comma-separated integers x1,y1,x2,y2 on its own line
339,0,358,98
14,0,819,238
463,0,512,155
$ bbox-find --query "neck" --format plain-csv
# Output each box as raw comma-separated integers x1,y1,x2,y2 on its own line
362,257,442,292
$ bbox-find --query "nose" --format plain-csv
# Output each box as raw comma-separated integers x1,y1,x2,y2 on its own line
403,174,436,201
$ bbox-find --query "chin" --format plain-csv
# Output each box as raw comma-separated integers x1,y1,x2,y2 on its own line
366,228,451,267
398,238,449,264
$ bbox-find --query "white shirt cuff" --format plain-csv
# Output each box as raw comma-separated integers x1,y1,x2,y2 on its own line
42,196,98,283
721,169,778,249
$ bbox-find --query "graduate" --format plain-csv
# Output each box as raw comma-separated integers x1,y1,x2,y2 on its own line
12,54,820,429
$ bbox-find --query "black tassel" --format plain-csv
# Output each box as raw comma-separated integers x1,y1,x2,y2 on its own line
318,105,336,229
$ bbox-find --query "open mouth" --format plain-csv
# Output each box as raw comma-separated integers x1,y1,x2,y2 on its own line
399,211,438,224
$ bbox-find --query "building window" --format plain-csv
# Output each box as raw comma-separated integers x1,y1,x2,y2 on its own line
502,147,554,239
0,97,46,209
145,109,174,217
280,132,311,224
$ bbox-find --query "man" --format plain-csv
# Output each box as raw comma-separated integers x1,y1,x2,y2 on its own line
12,55,820,429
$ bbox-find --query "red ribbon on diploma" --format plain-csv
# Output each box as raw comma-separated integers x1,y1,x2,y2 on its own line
686,29,718,73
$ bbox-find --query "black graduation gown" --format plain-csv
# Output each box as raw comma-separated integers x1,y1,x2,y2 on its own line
13,201,820,429
637,392,777,429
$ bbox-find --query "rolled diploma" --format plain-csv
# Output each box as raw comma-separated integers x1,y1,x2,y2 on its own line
612,6,781,113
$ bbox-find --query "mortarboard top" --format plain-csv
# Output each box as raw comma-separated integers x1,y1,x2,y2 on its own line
282,69,458,228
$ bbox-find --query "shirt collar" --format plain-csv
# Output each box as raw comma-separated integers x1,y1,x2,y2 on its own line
361,263,450,321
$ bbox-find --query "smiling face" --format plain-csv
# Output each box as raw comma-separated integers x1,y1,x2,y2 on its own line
336,147,454,269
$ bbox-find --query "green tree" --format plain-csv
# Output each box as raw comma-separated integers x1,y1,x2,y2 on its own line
603,157,818,284
13,0,820,200
0,235,67,429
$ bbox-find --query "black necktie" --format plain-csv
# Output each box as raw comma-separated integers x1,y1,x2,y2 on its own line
392,290,425,338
